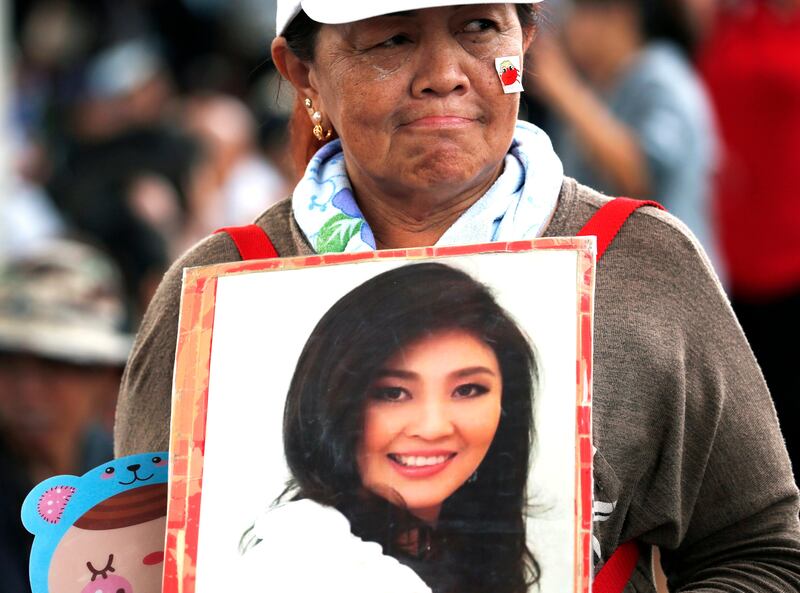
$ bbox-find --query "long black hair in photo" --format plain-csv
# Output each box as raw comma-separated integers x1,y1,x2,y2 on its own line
282,262,539,593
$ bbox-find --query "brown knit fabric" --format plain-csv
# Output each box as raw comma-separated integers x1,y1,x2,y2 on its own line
114,178,800,592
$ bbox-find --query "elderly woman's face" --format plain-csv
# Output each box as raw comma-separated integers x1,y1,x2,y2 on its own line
306,5,531,198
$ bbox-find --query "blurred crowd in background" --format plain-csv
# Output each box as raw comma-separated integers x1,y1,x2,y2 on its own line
1,0,798,591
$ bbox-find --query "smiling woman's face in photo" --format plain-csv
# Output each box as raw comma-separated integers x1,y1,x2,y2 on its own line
357,329,503,523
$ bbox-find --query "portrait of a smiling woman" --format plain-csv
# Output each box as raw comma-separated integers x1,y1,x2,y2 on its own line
243,262,538,593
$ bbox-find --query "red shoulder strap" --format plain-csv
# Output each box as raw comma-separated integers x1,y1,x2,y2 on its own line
594,541,640,593
218,197,661,261
578,198,664,592
214,225,278,260
578,197,664,261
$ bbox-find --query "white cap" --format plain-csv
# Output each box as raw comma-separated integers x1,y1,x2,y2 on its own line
276,0,542,36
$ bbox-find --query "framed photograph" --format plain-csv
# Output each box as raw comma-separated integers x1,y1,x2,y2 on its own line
164,239,595,593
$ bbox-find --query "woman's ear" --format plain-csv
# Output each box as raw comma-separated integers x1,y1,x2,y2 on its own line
271,37,317,104
522,23,537,54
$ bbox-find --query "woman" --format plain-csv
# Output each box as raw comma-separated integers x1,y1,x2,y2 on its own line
115,1,800,591
245,262,537,593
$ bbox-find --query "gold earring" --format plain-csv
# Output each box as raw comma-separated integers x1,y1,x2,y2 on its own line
313,123,332,141
305,98,331,141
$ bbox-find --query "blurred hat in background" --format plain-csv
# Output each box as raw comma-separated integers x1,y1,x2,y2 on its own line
0,240,133,366
86,39,164,100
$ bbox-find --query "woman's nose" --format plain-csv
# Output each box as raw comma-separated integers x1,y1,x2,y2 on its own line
407,400,456,440
411,37,470,98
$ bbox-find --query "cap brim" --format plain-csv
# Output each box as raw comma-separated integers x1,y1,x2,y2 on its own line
280,0,541,34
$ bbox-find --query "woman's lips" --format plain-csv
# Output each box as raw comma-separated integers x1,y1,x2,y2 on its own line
400,116,476,129
387,452,457,478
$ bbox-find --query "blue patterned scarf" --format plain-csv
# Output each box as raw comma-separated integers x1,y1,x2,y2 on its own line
292,120,563,253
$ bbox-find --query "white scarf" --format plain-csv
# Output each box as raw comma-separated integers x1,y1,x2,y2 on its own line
292,120,563,253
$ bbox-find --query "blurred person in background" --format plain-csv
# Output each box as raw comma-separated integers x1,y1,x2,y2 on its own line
11,0,292,319
8,1,88,263
250,67,296,182
181,93,290,248
1,171,65,259
45,39,201,315
697,0,800,480
0,239,132,593
256,108,293,182
531,0,721,269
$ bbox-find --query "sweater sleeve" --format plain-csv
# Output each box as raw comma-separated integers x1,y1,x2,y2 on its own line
656,259,800,593
113,233,242,456
592,204,800,592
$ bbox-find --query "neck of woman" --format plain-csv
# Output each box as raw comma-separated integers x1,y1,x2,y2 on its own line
349,162,504,249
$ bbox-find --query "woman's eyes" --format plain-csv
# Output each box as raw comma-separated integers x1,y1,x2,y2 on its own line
370,386,410,402
377,34,411,49
369,383,490,401
453,383,490,398
371,18,497,50
461,19,496,34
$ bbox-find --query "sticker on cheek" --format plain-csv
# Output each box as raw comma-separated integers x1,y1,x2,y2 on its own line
495,56,524,94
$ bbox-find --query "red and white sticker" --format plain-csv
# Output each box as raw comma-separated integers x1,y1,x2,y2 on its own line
495,55,523,94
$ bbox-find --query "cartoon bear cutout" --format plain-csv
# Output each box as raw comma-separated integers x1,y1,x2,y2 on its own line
22,452,169,593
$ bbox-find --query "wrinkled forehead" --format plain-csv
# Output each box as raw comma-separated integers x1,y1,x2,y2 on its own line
331,4,519,39
276,1,541,35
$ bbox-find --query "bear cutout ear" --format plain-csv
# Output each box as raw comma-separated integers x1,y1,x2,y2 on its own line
36,486,77,524
22,476,78,535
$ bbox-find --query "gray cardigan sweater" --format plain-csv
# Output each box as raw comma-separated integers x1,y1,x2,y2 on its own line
114,177,800,592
